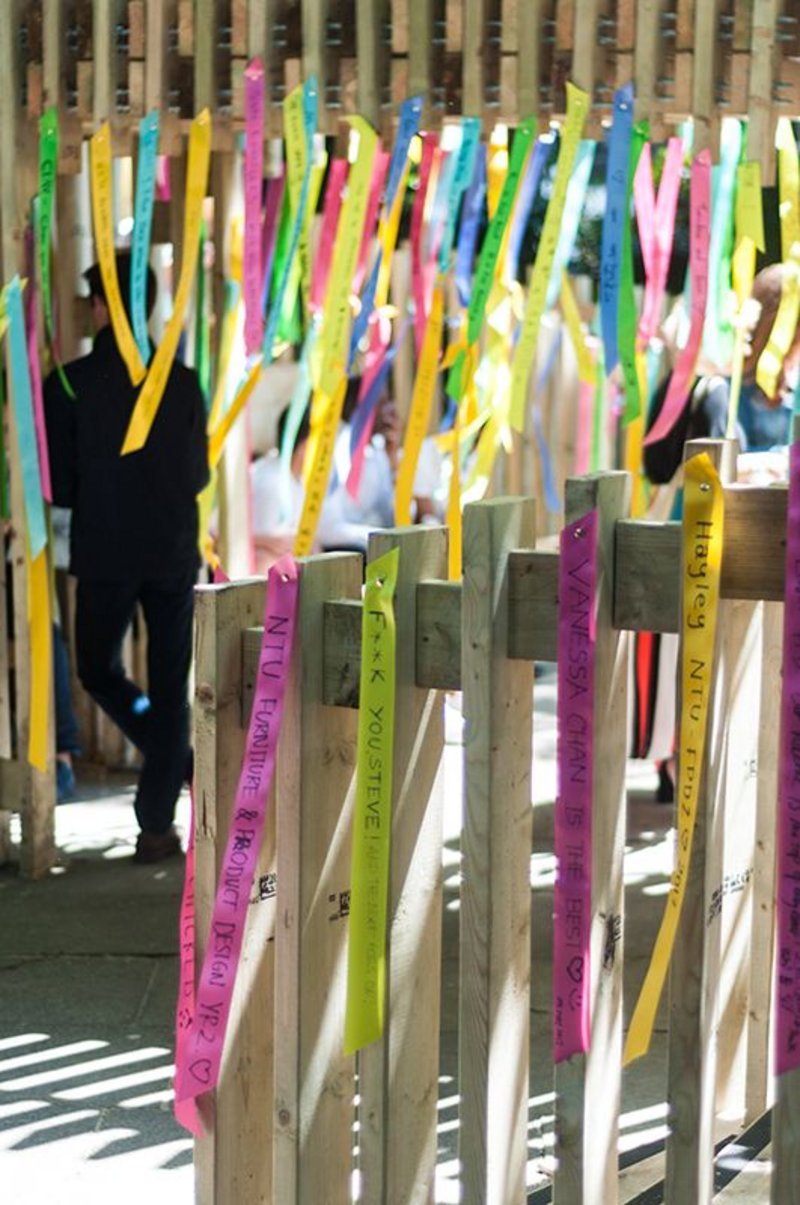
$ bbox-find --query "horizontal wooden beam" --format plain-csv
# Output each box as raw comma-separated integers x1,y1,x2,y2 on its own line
240,484,789,718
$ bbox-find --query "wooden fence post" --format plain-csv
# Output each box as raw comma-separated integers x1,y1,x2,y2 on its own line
746,599,782,1121
459,496,536,1205
554,469,631,1205
358,524,447,1204
665,437,738,1205
273,552,362,1204
193,577,276,1205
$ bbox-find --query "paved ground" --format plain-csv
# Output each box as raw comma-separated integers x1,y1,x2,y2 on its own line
0,681,766,1203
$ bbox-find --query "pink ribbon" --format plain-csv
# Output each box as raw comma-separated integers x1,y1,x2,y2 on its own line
634,137,683,345
346,315,393,499
410,135,438,356
212,564,229,584
243,58,265,355
574,378,595,476
25,272,52,503
776,440,800,1074
353,149,389,295
173,557,299,1119
174,789,201,1135
156,155,171,202
643,150,711,447
554,509,598,1063
310,158,347,313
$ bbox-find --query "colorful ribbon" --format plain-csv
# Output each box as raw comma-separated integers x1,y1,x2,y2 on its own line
344,546,399,1053
131,110,160,365
243,59,265,355
599,82,635,376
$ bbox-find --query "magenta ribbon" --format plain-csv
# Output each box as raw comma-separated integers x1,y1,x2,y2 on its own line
554,508,598,1063
243,58,265,355
777,440,800,1074
643,150,711,447
173,557,300,1119
174,789,201,1136
634,137,683,345
353,149,389,295
574,378,595,476
260,173,286,312
310,158,347,313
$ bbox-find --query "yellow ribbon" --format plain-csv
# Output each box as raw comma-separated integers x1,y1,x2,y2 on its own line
314,117,379,398
293,376,349,556
27,547,51,772
122,109,212,455
197,468,219,569
560,272,595,385
777,117,799,263
510,82,590,432
624,353,648,518
89,123,146,386
395,284,444,525
344,545,399,1053
284,85,309,315
727,162,765,437
756,245,800,400
207,358,264,469
207,296,241,433
376,163,411,308
487,126,508,221
624,452,724,1063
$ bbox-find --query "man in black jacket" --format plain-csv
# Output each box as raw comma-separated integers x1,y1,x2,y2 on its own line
44,253,209,862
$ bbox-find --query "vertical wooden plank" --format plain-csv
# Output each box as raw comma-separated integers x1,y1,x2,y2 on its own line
665,437,738,1205
462,0,486,118
692,0,723,153
571,0,599,99
516,3,541,128
408,0,432,114
714,599,762,1121
745,600,781,1122
773,1071,800,1203
273,553,361,1204
553,471,631,1205
42,0,64,108
459,497,535,1205
358,525,447,1205
0,0,55,877
145,0,168,111
356,0,386,128
94,0,125,127
634,0,661,124
193,579,277,1205
747,0,780,182
194,0,218,111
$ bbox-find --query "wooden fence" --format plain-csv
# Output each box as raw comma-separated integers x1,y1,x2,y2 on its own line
193,436,796,1204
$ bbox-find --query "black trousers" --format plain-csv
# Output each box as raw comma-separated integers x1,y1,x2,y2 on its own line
75,568,195,835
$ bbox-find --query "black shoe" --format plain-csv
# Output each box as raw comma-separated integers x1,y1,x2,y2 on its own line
133,827,183,864
655,761,674,804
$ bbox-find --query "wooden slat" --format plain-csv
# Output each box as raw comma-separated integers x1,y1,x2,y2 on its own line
416,580,461,690
194,0,218,110
508,549,559,661
571,0,600,97
408,0,433,115
273,553,361,1204
748,0,781,181
634,0,662,123
692,0,723,152
0,0,55,878
554,471,631,1205
463,0,486,116
145,0,169,112
94,0,125,127
459,497,535,1205
746,600,781,1122
356,0,387,127
665,438,738,1205
358,525,446,1203
193,579,277,1205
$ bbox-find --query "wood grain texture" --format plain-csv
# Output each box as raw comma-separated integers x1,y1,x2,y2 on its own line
462,0,486,116
0,0,55,877
746,600,781,1123
145,0,169,112
356,0,387,127
554,471,631,1205
747,0,781,182
408,0,433,115
194,0,218,111
273,553,361,1204
665,438,738,1205
459,498,535,1205
193,579,276,1205
358,525,447,1205
772,1067,800,1204
94,0,125,127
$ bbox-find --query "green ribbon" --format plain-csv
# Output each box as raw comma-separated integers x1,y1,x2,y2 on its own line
618,122,648,424
195,217,210,408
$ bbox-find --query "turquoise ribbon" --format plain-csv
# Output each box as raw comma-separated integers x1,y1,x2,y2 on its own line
262,76,318,364
7,278,46,558
439,117,481,272
131,110,160,365
599,83,634,374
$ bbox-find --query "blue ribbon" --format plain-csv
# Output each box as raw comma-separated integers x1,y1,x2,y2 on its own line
439,117,481,273
348,96,423,367
349,325,409,457
130,110,160,365
599,83,634,374
262,76,318,364
455,146,487,310
7,277,46,558
506,136,552,283
545,139,597,309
